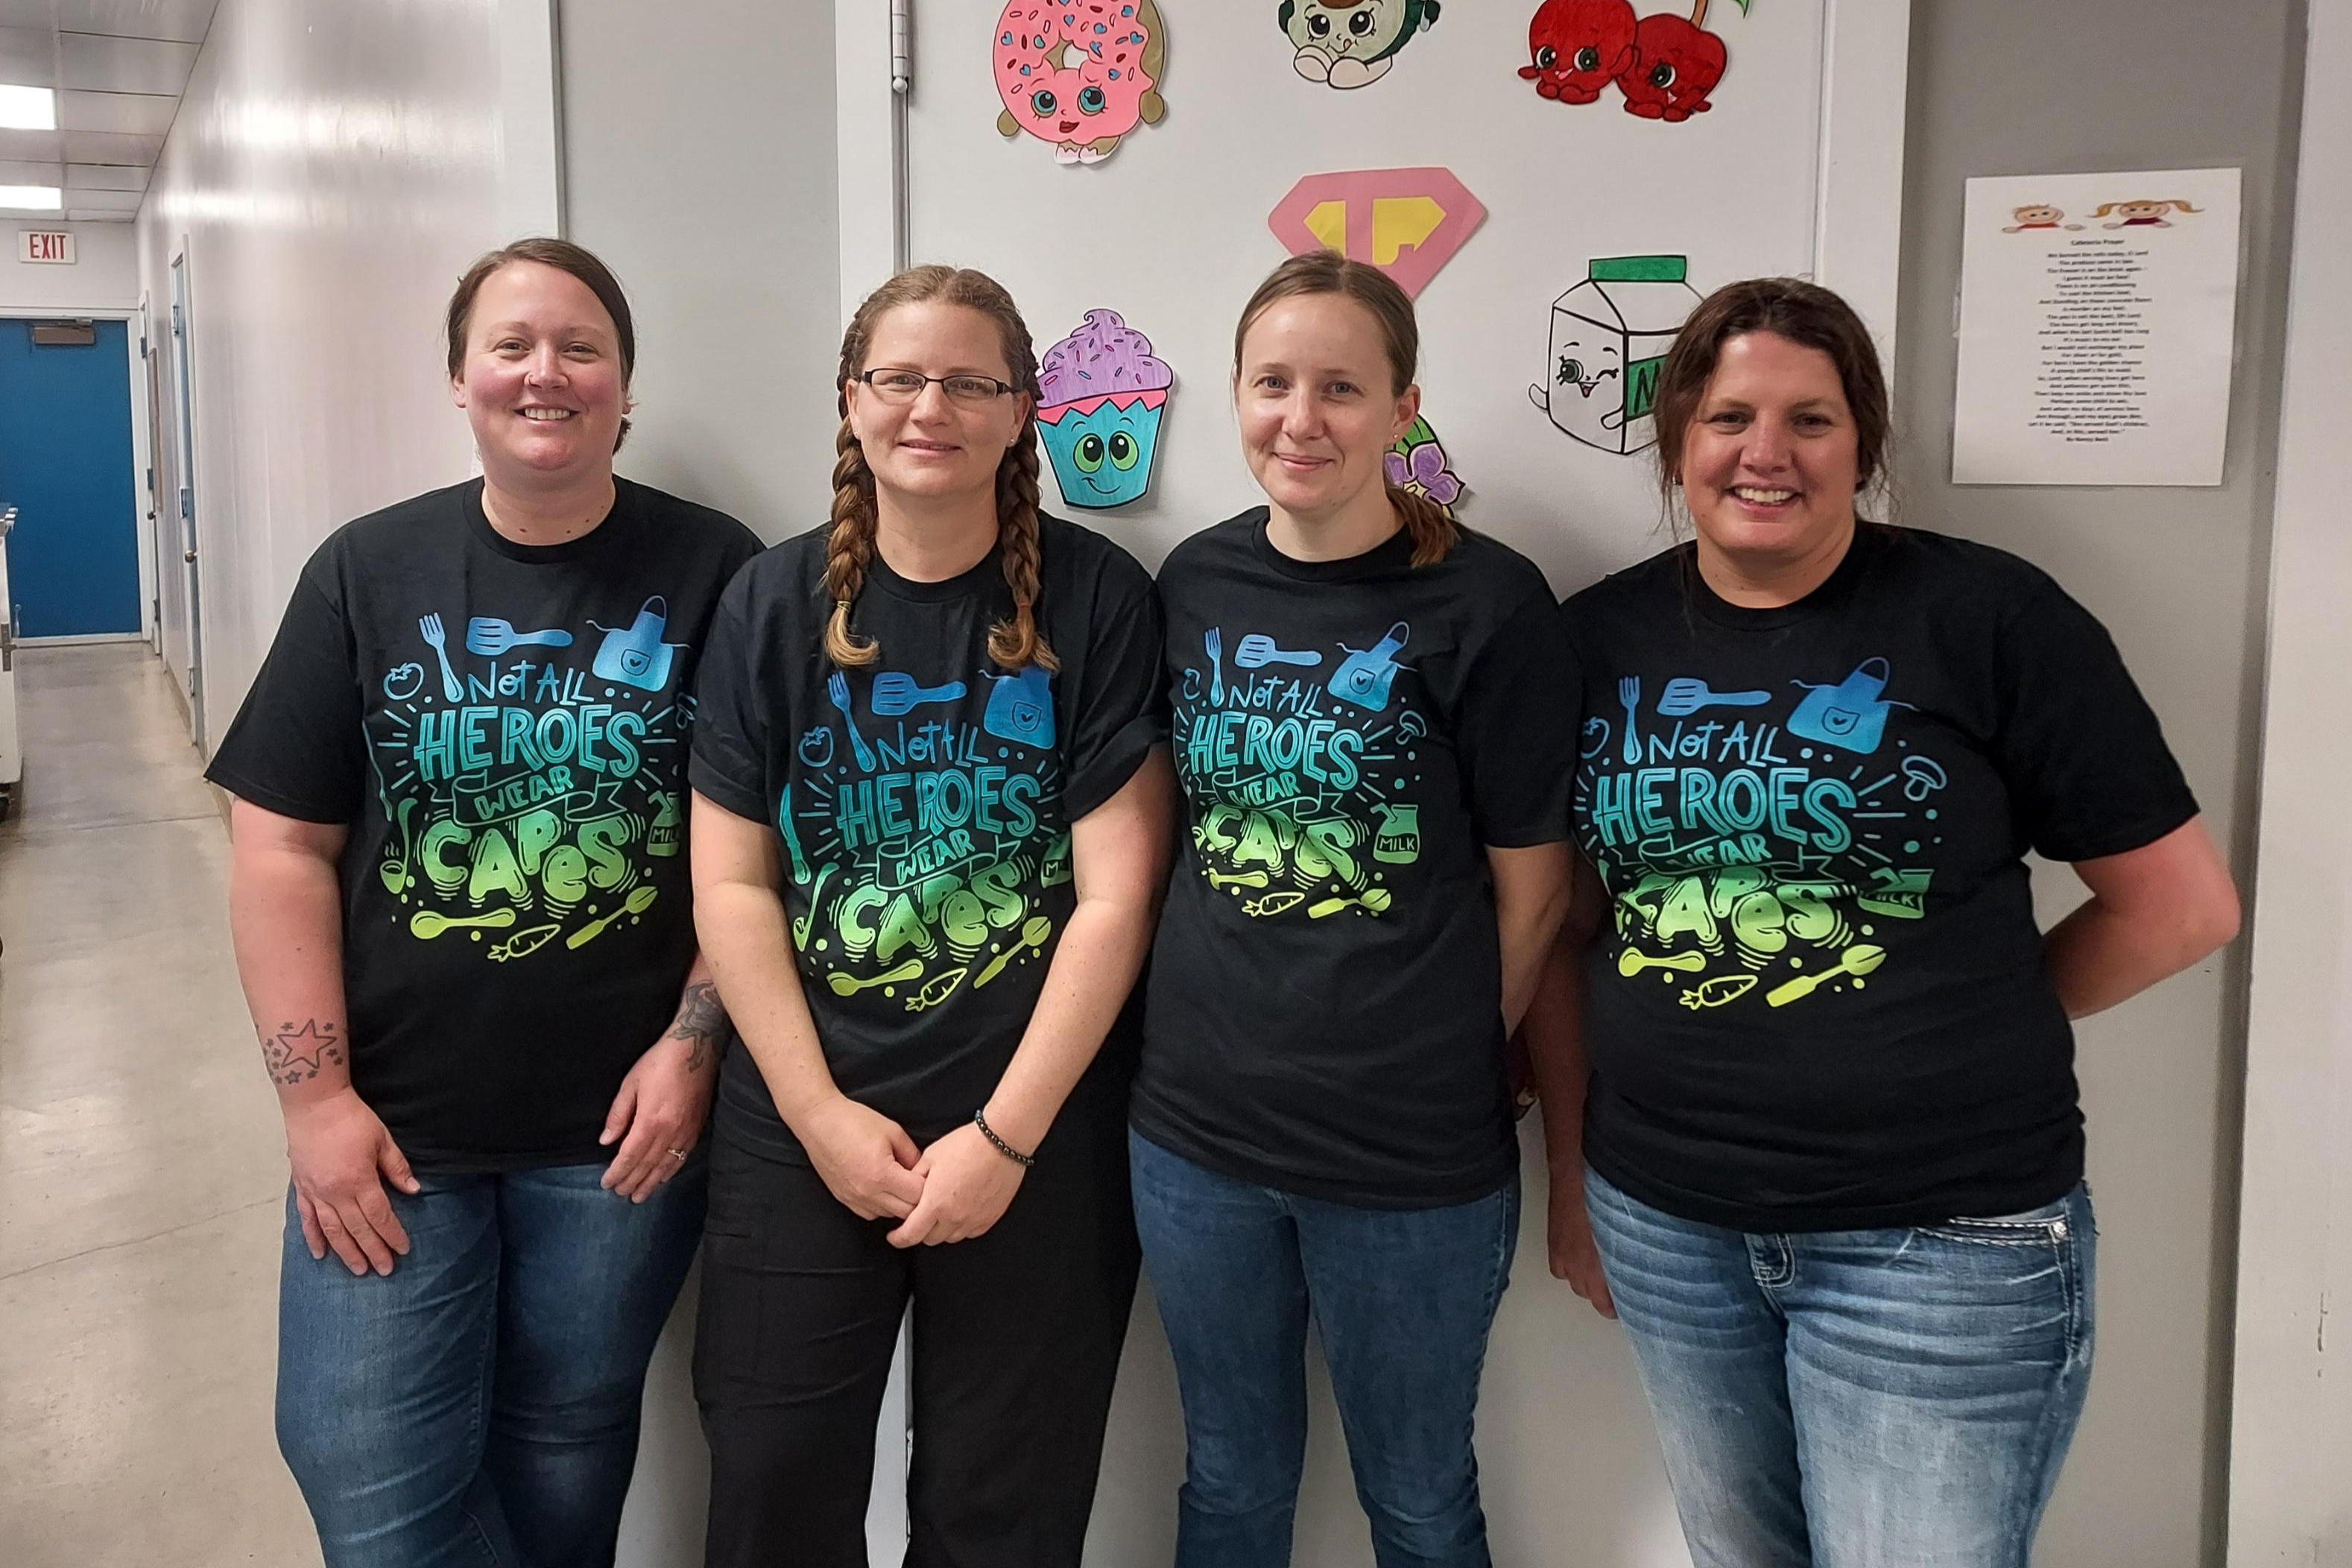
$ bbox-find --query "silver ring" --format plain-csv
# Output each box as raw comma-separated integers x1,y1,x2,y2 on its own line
666,1147,689,1161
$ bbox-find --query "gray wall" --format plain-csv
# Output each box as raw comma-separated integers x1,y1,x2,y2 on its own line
554,4,843,1561
557,0,843,543
1891,2,2304,1562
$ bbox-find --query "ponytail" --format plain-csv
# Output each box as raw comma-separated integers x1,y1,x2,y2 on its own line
1388,484,1459,567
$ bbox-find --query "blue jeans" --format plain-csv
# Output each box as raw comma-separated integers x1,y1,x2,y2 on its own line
274,1160,706,1568
1129,1130,1518,1568
1582,1165,2096,1568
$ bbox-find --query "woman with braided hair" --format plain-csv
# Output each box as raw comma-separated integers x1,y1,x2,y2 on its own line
686,265,1172,1567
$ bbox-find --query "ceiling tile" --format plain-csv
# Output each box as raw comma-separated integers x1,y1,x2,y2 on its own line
57,1,218,45
58,31,195,95
66,158,138,188
65,206,133,221
60,183,136,209
60,126,154,163
59,86,172,134
0,4,55,33
0,25,56,87
0,155,60,185
0,126,64,161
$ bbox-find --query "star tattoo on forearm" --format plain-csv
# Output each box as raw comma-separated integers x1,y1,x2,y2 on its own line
667,981,730,1072
262,1019,344,1087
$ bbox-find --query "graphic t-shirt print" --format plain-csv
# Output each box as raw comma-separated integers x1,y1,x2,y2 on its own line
1174,619,1427,918
1578,655,1945,1011
368,596,692,961
781,661,1068,1014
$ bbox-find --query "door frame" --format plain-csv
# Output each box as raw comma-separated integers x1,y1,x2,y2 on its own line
2227,0,2352,1558
0,303,155,648
139,292,167,657
167,243,205,747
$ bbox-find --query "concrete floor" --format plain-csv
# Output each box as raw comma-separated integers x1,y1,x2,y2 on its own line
0,643,320,1564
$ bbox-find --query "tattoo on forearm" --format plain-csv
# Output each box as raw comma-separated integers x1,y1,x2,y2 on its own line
262,1019,345,1086
667,981,730,1072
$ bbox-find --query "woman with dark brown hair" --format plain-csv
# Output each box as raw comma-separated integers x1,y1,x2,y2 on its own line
1523,277,2240,1565
209,237,761,1566
1130,252,1577,1567
686,264,1172,1567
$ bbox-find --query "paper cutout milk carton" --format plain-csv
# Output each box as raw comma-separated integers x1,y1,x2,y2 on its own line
1529,256,1704,455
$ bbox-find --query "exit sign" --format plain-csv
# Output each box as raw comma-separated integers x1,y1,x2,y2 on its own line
19,231,74,264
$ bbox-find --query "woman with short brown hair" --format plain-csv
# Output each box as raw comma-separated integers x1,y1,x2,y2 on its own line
212,236,759,1566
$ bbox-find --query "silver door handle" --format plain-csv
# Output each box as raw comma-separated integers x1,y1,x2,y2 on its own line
183,549,197,563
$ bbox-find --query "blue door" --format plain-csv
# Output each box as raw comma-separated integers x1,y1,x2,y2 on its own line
0,318,139,636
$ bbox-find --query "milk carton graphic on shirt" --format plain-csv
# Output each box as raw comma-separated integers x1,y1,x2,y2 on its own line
1529,255,1704,456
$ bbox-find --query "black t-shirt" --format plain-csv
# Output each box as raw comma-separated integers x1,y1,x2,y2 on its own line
1134,510,1578,1207
689,513,1164,1163
1564,525,2198,1232
206,477,762,1171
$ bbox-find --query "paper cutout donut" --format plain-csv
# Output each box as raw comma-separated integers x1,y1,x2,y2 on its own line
994,0,1168,165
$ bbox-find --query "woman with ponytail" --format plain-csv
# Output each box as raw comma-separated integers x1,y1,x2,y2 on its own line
1130,253,1578,1567
686,265,1172,1567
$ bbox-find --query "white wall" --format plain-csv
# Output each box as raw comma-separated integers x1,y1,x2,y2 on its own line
137,0,557,750
0,221,137,312
2228,0,2351,1560
1892,1,2305,1562
864,4,1900,1566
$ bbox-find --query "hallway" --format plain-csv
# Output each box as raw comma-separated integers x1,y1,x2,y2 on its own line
0,644,316,1562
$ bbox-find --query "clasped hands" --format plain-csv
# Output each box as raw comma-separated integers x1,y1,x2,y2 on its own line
798,1096,1027,1247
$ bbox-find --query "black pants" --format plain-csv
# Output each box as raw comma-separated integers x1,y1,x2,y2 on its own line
694,1102,1140,1568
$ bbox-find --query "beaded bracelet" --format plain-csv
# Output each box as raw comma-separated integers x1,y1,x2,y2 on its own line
973,1107,1035,1168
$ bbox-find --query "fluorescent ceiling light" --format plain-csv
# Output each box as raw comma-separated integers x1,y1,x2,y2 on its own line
0,185,61,210
0,85,54,130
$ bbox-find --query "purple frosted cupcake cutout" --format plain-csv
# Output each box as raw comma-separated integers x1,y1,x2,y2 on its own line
1038,308,1175,406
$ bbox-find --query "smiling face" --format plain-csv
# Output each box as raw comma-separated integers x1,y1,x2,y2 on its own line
1286,0,1410,60
1677,330,1860,575
1555,336,1622,399
450,260,628,486
2013,204,2063,225
993,1,1157,145
846,300,1031,509
1236,293,1417,525
1616,12,1727,117
1520,0,1637,102
1037,398,1163,508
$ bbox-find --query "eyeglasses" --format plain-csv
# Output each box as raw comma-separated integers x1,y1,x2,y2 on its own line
855,368,1021,405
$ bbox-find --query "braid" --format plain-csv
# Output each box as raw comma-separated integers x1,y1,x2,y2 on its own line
824,416,882,667
1390,484,1461,567
988,433,1058,671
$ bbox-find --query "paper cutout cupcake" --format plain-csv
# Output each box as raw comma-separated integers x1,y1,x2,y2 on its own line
1035,309,1173,509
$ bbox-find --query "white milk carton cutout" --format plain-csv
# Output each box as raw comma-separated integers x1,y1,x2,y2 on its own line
1529,256,1704,455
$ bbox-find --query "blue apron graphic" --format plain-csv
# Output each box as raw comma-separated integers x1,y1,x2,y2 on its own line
589,597,687,692
1789,657,1900,756
983,665,1056,747
1328,622,1410,713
